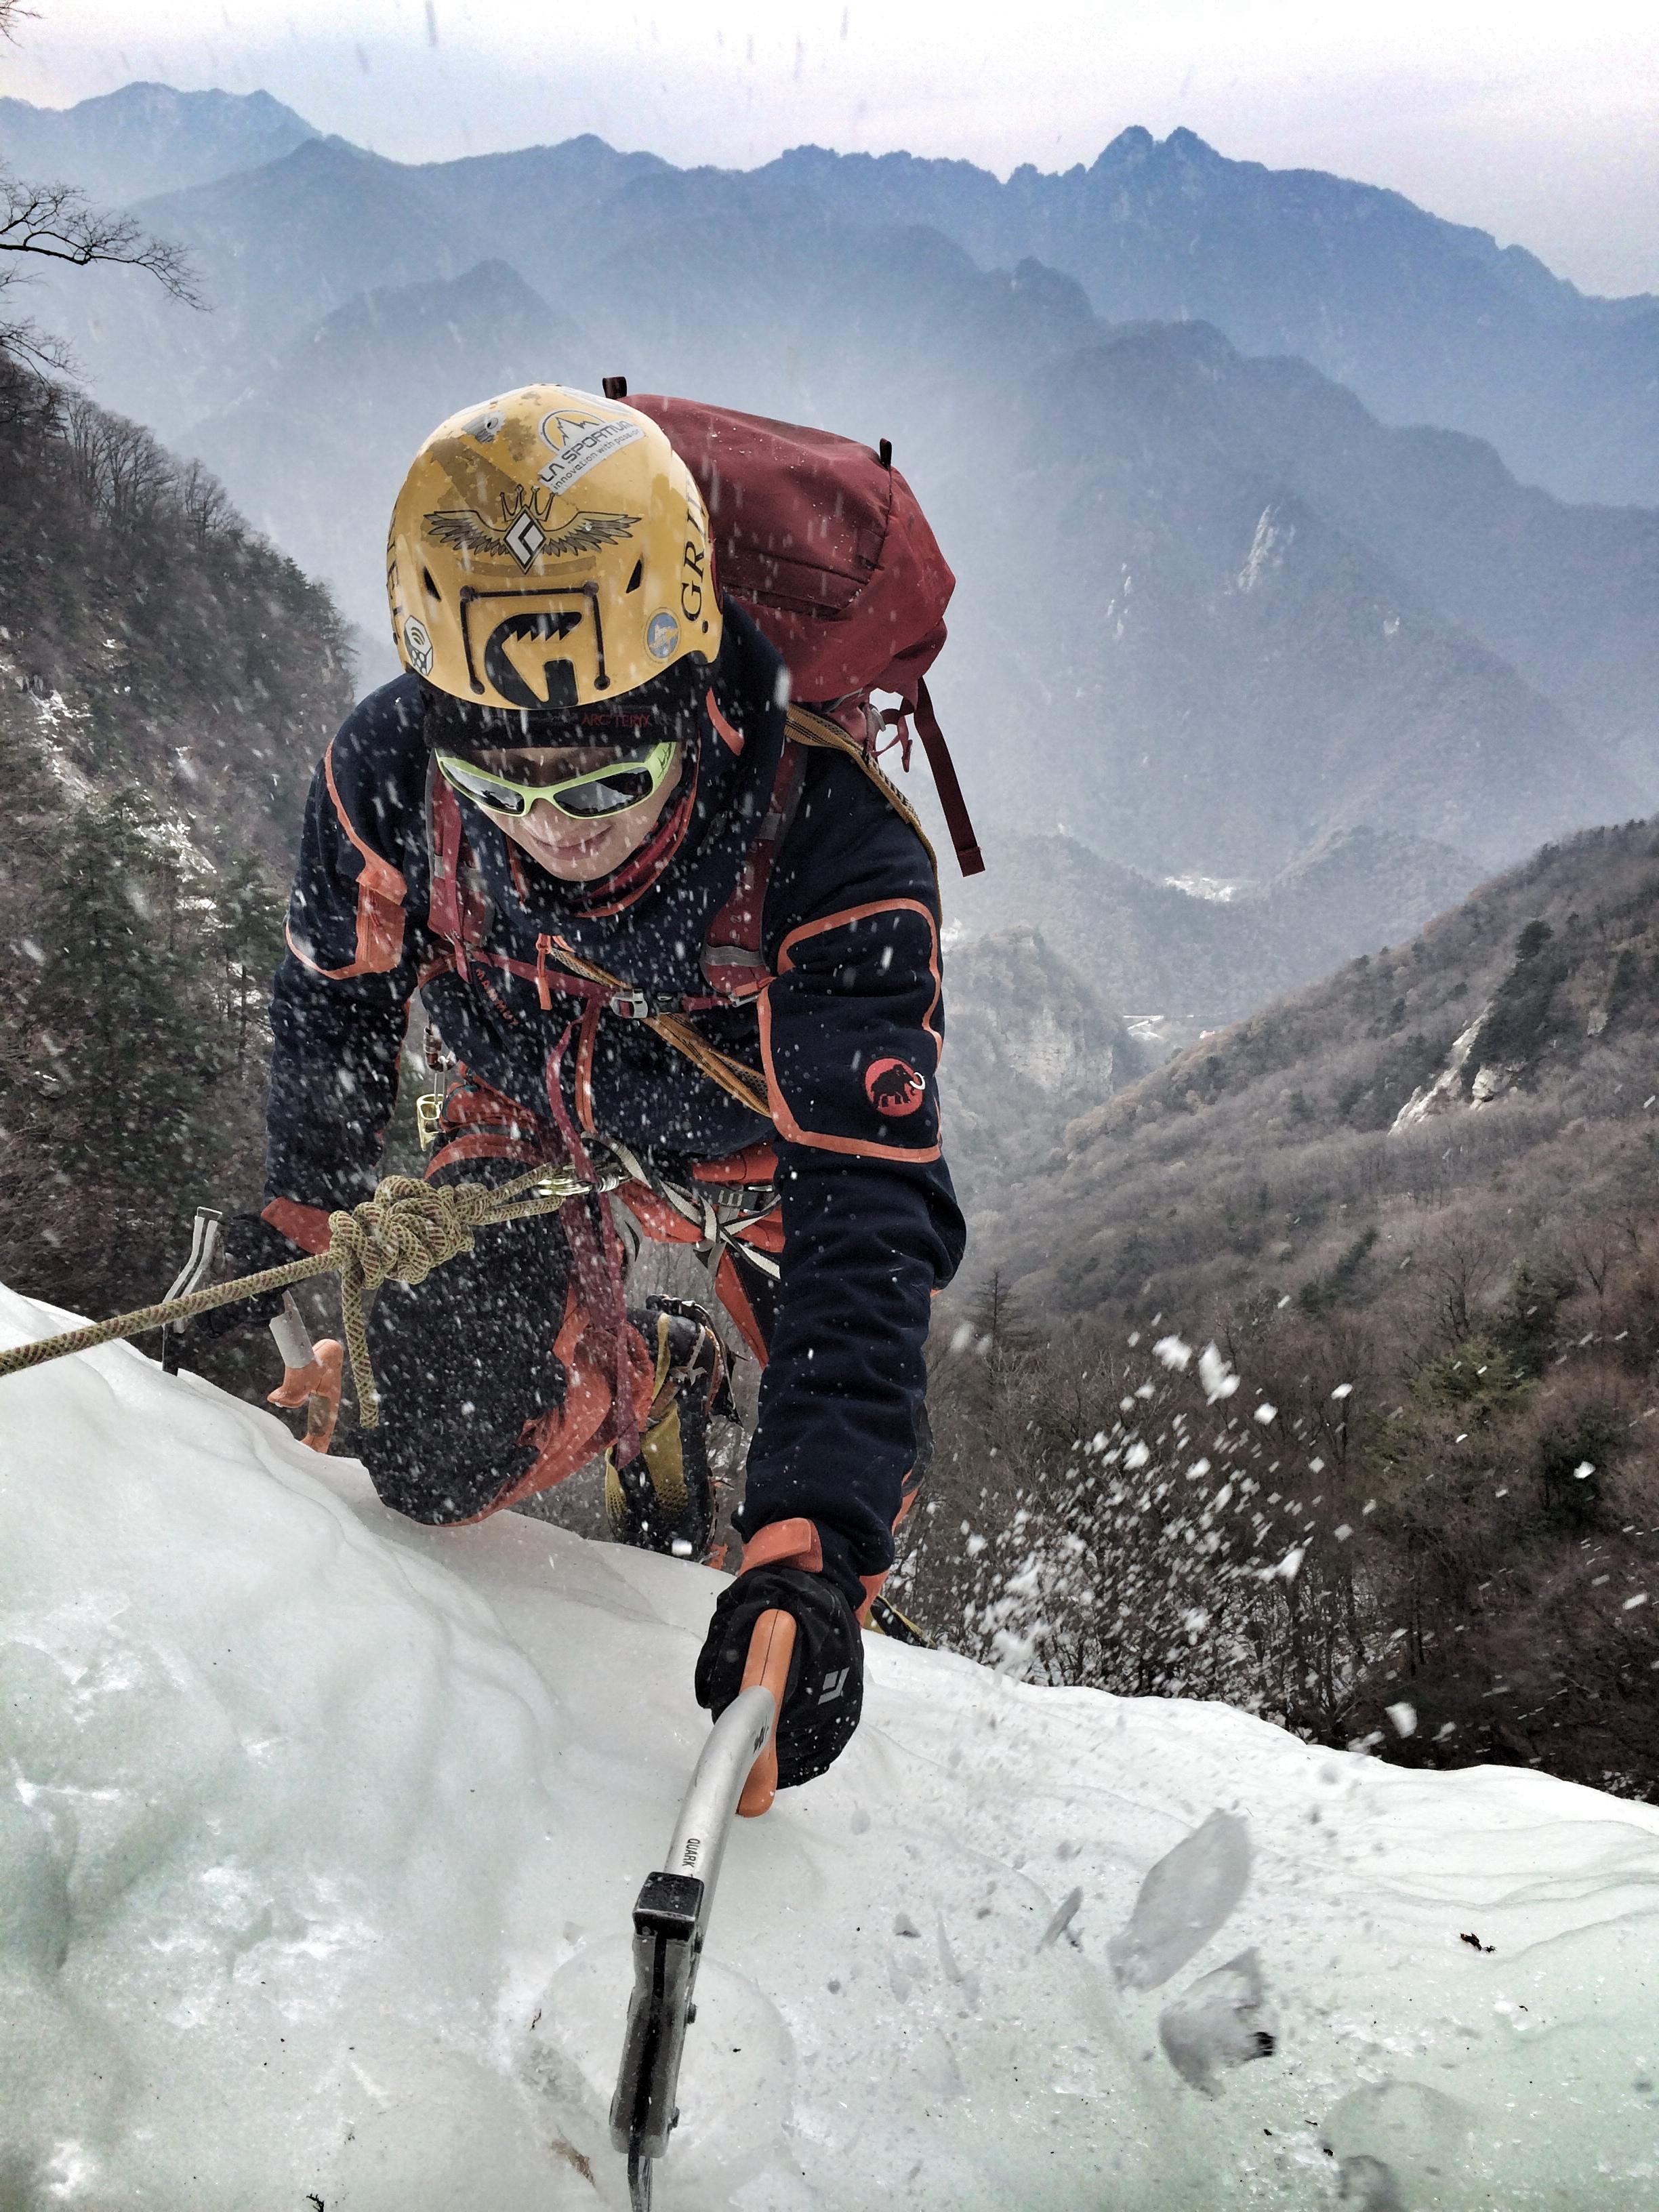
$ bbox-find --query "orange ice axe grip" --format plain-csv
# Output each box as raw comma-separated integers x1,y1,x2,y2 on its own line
268,1338,344,1455
737,1607,796,1819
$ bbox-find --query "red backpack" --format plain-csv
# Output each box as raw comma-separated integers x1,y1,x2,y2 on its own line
611,382,983,878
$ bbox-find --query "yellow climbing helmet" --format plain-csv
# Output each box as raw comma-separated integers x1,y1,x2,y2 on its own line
386,383,721,714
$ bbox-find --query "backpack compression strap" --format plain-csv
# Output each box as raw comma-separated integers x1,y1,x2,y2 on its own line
912,680,984,877
782,704,942,883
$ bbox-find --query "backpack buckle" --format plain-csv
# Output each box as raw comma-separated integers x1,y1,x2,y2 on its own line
609,989,651,1019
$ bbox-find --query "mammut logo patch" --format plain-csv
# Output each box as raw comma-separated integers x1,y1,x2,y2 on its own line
865,1057,926,1118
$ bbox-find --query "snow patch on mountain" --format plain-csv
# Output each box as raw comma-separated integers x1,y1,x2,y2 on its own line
1391,1012,1486,1130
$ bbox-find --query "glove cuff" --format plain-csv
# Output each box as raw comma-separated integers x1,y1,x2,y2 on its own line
741,1515,880,1621
739,1517,822,1574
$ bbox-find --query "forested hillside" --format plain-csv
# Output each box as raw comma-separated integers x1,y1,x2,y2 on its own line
907,820,1659,1800
0,355,353,1322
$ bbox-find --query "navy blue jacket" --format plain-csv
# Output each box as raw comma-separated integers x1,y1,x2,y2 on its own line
262,604,964,1605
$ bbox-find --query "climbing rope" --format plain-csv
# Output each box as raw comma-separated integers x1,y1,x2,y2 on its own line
0,1166,592,1427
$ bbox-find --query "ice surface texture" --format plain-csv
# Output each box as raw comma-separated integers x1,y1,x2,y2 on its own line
1107,1806,1252,1988
1157,1946,1275,2095
4,1280,1659,2208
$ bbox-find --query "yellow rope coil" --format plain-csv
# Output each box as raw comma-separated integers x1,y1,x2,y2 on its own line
0,1166,590,1429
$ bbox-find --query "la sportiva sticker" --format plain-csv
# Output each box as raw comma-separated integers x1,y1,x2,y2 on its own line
538,409,644,498
646,610,680,660
402,616,434,675
865,1057,926,1118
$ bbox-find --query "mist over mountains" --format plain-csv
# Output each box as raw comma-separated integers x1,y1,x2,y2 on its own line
16,86,1659,503
764,129,1659,510
5,84,1656,1037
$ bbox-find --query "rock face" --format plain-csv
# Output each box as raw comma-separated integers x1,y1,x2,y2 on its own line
940,926,1141,1214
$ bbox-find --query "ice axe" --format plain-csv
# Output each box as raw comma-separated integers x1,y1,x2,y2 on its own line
610,1607,796,2209
155,1210,342,1453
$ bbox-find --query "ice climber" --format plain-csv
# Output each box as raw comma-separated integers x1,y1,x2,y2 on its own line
197,384,965,1786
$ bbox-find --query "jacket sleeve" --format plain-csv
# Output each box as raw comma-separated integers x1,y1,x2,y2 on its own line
735,750,966,1610
261,704,427,1246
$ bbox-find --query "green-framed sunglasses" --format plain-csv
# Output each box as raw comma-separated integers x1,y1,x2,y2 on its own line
434,739,678,821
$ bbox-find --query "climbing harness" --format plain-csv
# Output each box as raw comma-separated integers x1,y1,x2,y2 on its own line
601,1134,782,1286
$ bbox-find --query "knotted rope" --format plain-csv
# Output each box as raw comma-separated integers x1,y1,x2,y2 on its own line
0,1166,592,1427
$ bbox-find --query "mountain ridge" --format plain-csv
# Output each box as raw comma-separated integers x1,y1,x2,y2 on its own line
83,228,1650,892
0,82,316,205
11,93,1656,501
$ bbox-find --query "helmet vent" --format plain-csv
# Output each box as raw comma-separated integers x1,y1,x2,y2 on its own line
626,559,643,594
422,567,442,602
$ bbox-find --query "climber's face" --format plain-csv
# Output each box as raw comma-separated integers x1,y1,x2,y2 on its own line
445,743,685,882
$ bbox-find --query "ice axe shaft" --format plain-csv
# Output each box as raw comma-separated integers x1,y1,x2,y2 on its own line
611,1609,796,2206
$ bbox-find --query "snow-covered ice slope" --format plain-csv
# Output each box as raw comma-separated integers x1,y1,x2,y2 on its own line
3,1281,1658,2210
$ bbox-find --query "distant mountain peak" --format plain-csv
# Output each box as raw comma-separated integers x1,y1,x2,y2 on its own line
0,79,316,205
69,81,313,131
1094,125,1154,165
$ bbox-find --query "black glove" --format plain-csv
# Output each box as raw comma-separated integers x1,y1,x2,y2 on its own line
169,1212,308,1346
695,1562,863,1788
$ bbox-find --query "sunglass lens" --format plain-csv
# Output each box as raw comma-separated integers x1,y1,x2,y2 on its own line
556,769,657,817
441,760,527,814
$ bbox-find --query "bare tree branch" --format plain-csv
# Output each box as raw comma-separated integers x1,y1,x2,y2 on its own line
0,173,203,306
0,1,37,42
0,308,74,373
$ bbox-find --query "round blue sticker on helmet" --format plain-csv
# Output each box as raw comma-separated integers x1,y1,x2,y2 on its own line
646,609,680,661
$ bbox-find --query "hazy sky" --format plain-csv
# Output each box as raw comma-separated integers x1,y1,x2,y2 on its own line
7,0,1658,296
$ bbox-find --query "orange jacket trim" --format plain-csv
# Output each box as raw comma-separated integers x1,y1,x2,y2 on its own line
285,739,410,979
757,896,943,1164
261,1196,333,1256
